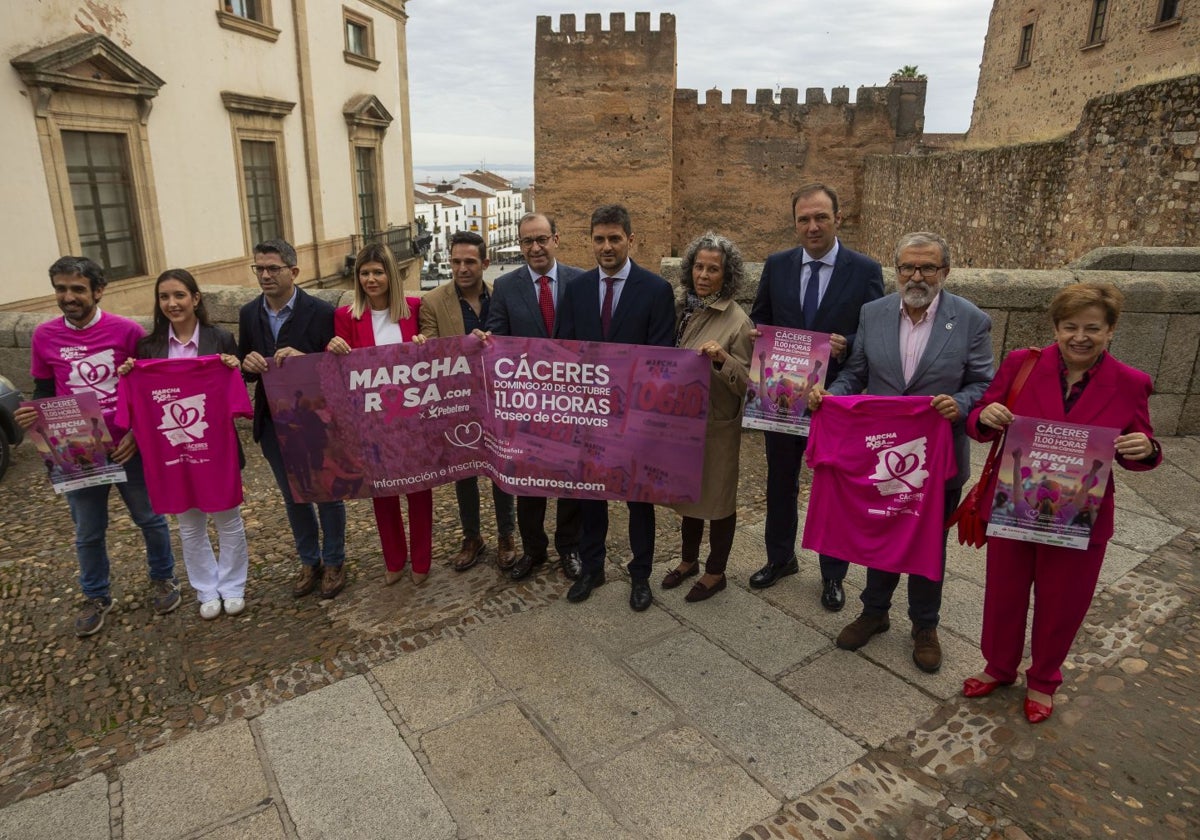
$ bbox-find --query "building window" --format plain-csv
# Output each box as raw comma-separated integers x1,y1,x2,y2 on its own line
217,0,279,42
1017,23,1034,66
1157,0,1180,23
1087,0,1107,45
241,140,284,245
62,131,144,280
355,146,379,238
343,9,379,70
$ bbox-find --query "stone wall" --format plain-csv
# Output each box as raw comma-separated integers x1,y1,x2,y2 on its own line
970,0,1200,145
860,75,1200,270
532,12,924,269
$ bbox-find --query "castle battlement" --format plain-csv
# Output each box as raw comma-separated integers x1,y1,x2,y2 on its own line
535,12,675,36
673,84,902,109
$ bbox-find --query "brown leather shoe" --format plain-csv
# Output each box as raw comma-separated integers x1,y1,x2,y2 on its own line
835,612,890,650
319,564,346,599
292,565,321,598
452,536,486,572
495,533,517,570
911,626,942,673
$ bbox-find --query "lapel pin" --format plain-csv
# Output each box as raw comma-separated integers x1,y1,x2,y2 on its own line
945,323,953,330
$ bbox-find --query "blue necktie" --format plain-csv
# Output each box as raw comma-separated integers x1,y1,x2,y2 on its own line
803,261,821,329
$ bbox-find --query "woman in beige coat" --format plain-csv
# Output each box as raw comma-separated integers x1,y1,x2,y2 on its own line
662,232,754,602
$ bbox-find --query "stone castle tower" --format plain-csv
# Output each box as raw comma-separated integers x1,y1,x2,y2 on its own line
534,12,926,268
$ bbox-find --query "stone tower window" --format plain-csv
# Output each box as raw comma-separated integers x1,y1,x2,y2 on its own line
1087,0,1107,45
1017,23,1035,67
1156,0,1180,23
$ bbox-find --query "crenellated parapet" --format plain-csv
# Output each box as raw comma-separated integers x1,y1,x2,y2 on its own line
535,11,674,36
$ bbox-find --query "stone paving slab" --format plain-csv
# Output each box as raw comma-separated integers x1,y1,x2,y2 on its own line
548,572,682,656
627,632,864,799
464,603,675,765
420,702,635,840
781,650,941,748
0,772,108,840
655,580,827,677
120,720,267,840
1112,505,1185,553
257,675,455,840
591,727,779,840
754,568,870,639
198,808,287,840
932,575,986,644
371,638,504,733
1117,461,1200,530
1098,541,1150,585
857,624,982,701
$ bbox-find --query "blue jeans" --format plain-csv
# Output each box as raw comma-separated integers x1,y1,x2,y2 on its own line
66,452,175,599
260,420,346,568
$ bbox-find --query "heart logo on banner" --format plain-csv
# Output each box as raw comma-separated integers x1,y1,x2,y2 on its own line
447,422,482,448
170,402,200,430
884,450,919,480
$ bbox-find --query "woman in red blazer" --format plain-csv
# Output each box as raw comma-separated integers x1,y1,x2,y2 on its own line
327,244,433,586
963,283,1161,723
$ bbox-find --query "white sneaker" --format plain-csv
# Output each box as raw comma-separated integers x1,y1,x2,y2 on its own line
199,599,222,620
223,597,245,616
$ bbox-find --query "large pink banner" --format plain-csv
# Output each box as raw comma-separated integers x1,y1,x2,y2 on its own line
261,335,710,503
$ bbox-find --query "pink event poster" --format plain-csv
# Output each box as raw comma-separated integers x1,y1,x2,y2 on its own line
985,415,1119,549
742,325,831,436
261,335,710,504
22,392,127,493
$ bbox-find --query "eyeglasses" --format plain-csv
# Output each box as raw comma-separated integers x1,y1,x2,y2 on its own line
896,264,946,279
518,236,553,248
250,264,292,277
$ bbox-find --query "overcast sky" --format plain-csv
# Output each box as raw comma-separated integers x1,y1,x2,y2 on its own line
406,1,992,172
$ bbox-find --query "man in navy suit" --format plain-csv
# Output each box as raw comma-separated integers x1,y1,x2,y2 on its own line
556,204,676,612
238,238,347,600
486,212,584,582
748,184,885,610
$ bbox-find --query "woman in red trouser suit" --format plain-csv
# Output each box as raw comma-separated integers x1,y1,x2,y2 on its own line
327,243,434,586
963,283,1161,723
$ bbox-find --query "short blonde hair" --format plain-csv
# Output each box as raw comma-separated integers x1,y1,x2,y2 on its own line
1048,282,1123,328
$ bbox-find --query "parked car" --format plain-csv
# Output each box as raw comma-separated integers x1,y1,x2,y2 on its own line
419,269,440,290
0,374,26,481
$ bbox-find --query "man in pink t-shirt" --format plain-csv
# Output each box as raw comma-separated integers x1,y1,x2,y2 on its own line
13,257,178,638
809,232,993,674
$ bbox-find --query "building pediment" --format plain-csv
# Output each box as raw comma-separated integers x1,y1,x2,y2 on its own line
11,33,165,102
343,94,393,129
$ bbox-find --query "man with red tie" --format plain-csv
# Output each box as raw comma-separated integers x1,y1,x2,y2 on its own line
485,213,584,582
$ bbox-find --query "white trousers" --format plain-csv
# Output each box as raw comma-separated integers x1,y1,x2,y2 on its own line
175,507,249,603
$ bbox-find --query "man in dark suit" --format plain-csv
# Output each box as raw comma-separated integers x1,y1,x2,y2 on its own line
811,231,993,672
749,184,885,610
485,212,584,582
556,204,676,612
238,238,347,600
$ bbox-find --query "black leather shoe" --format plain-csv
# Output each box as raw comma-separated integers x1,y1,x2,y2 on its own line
629,580,652,612
748,557,799,589
820,578,845,612
508,553,546,581
566,569,605,603
559,550,583,581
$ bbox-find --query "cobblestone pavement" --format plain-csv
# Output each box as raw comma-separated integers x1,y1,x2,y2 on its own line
0,428,1196,839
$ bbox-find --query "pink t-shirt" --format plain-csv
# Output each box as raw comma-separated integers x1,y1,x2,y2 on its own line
116,356,252,514
31,312,145,438
803,395,957,580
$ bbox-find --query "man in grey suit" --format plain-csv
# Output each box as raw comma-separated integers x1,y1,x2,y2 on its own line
485,213,584,581
809,231,993,673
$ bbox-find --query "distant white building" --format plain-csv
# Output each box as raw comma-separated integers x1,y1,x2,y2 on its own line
413,189,465,263
454,170,525,253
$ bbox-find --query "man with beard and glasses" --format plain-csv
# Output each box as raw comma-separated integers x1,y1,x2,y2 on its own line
808,231,993,674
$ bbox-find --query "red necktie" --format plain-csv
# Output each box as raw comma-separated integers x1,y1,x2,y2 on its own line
537,275,555,336
600,277,616,337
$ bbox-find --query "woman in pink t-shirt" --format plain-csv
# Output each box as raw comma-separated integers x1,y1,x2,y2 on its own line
326,243,433,587
119,269,249,620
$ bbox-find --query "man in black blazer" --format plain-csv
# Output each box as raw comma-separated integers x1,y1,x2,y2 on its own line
485,212,585,582
556,204,676,612
238,238,347,600
748,184,885,610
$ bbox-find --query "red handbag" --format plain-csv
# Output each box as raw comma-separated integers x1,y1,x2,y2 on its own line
946,348,1041,547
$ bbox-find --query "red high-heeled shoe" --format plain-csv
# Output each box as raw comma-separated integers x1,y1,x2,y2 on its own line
1023,697,1053,724
962,677,1013,698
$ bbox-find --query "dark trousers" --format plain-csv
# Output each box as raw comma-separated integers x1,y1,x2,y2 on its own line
578,499,655,582
260,421,346,568
516,495,581,559
763,430,848,580
859,488,963,628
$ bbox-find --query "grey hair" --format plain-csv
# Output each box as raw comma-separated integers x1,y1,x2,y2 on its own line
679,231,744,299
894,231,951,268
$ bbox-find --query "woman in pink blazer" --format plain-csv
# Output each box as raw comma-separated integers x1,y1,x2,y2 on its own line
327,243,433,586
963,283,1161,723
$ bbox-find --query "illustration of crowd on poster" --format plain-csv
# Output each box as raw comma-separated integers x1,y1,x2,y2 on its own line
743,326,832,436
23,392,127,493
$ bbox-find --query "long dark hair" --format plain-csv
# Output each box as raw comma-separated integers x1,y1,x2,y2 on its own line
149,268,211,342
